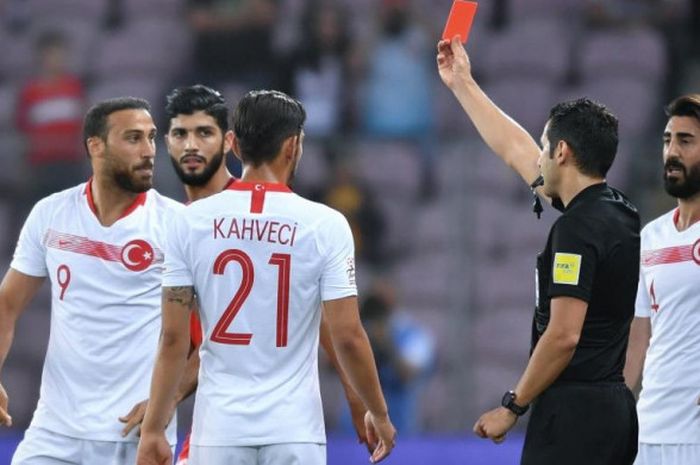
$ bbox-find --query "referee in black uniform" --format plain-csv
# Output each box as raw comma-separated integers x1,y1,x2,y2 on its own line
437,38,639,464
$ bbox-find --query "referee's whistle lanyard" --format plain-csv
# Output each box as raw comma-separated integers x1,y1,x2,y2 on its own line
530,175,544,219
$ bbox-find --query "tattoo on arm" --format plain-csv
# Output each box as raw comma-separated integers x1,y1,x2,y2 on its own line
164,286,195,308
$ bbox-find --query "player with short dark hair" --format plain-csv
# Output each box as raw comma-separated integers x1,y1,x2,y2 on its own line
137,89,396,465
118,85,369,464
0,97,182,464
624,93,700,465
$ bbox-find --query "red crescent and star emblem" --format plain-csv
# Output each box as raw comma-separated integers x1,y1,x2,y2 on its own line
121,239,155,272
692,238,700,265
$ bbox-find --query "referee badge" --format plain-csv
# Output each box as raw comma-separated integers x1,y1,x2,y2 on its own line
552,253,581,285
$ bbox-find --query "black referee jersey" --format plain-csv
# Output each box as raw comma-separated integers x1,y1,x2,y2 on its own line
522,182,640,465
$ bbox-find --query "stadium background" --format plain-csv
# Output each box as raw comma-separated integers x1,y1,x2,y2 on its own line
0,0,697,463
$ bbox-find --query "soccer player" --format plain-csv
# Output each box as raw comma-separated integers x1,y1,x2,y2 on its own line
0,97,181,464
624,94,700,465
437,37,639,464
118,85,369,464
137,90,396,465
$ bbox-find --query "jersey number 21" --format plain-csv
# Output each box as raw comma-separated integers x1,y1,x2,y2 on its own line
211,249,291,347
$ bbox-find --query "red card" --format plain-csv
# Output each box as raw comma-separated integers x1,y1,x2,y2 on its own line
442,1,478,44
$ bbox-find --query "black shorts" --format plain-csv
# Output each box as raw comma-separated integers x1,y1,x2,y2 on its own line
521,381,638,465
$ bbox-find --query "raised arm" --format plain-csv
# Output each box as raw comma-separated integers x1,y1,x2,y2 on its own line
323,296,396,464
437,36,544,191
0,269,45,426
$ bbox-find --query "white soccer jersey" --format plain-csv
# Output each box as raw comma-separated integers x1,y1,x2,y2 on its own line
162,181,357,447
635,208,700,443
10,180,180,443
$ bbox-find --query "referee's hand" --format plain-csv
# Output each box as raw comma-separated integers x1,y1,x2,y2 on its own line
473,407,517,444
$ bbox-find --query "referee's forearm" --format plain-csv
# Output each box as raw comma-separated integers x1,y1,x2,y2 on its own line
513,331,578,407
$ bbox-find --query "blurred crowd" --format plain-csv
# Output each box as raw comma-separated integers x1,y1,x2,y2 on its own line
0,0,698,435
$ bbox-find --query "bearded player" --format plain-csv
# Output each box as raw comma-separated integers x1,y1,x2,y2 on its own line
624,94,700,465
137,90,396,465
0,98,181,464
118,85,369,464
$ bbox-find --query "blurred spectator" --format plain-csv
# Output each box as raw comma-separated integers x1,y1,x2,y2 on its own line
2,0,30,32
15,30,86,204
103,0,125,30
186,0,279,87
346,281,435,435
359,0,436,199
322,161,385,267
585,0,683,28
278,0,352,139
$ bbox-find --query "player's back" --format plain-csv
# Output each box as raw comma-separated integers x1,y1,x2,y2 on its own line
164,181,356,447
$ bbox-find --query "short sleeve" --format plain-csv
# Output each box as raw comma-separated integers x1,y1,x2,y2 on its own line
319,211,358,302
547,216,598,302
162,210,194,288
10,201,49,277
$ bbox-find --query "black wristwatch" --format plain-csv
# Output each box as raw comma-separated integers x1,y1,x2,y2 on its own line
501,390,529,416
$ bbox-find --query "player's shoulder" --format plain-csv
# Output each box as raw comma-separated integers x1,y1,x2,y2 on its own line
290,194,349,227
33,182,86,212
146,189,185,212
641,209,676,238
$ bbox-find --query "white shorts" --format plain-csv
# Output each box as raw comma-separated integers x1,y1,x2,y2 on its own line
634,443,700,465
12,426,142,465
190,443,326,465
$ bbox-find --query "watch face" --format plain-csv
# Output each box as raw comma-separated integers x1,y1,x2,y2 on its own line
501,390,515,407
501,390,528,416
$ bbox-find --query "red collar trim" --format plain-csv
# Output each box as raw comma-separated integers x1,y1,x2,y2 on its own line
223,176,237,189
84,178,147,220
185,177,237,205
672,207,700,230
226,181,292,193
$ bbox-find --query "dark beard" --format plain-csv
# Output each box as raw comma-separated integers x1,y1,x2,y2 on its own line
170,149,224,187
663,159,700,199
113,161,153,193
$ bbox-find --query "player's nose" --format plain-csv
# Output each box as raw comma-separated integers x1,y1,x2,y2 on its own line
184,132,199,151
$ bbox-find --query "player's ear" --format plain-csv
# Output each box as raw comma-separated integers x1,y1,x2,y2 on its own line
223,130,234,155
282,134,299,163
86,136,104,158
231,133,243,162
164,132,171,151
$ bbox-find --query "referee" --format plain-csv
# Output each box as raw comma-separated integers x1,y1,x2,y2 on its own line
437,38,639,464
